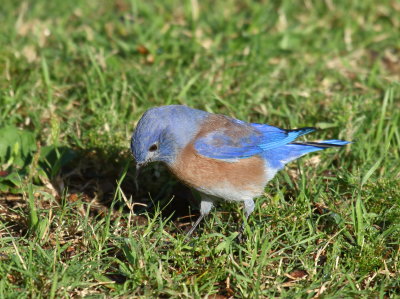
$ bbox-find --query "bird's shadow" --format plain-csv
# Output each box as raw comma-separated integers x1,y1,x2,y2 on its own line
41,145,197,223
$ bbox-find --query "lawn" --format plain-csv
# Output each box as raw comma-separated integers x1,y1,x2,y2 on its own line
0,0,399,297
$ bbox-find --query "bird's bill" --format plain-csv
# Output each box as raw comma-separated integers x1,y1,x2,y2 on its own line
134,162,147,192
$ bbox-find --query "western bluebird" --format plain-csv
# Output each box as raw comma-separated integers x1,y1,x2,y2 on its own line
131,105,349,237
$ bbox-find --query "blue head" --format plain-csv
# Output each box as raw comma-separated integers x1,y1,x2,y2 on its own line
131,105,208,168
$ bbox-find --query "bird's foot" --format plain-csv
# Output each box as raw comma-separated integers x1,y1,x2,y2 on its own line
235,223,247,244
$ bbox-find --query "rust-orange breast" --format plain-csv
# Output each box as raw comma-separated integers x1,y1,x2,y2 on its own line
170,143,265,193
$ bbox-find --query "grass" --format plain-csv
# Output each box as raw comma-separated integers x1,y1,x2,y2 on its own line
0,0,399,297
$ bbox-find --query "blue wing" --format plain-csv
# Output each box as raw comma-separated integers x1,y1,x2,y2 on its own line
194,116,317,160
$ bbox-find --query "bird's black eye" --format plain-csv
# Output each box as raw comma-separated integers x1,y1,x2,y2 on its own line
148,144,158,152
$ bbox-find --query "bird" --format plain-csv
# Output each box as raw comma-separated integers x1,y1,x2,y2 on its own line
130,105,350,237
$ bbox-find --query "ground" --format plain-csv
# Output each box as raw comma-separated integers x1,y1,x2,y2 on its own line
0,0,399,297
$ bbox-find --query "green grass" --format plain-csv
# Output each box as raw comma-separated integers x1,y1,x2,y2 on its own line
1,0,399,297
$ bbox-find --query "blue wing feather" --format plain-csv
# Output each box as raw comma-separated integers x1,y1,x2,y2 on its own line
194,118,317,159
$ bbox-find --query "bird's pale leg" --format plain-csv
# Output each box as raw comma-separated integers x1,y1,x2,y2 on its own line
238,199,255,242
186,196,214,237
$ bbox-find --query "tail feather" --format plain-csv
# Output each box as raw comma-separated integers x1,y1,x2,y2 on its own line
292,139,351,148
263,139,350,170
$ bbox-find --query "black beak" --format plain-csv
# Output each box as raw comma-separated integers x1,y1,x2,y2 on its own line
134,162,145,192
136,162,143,172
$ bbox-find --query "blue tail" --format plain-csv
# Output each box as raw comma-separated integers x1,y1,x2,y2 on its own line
263,139,350,170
